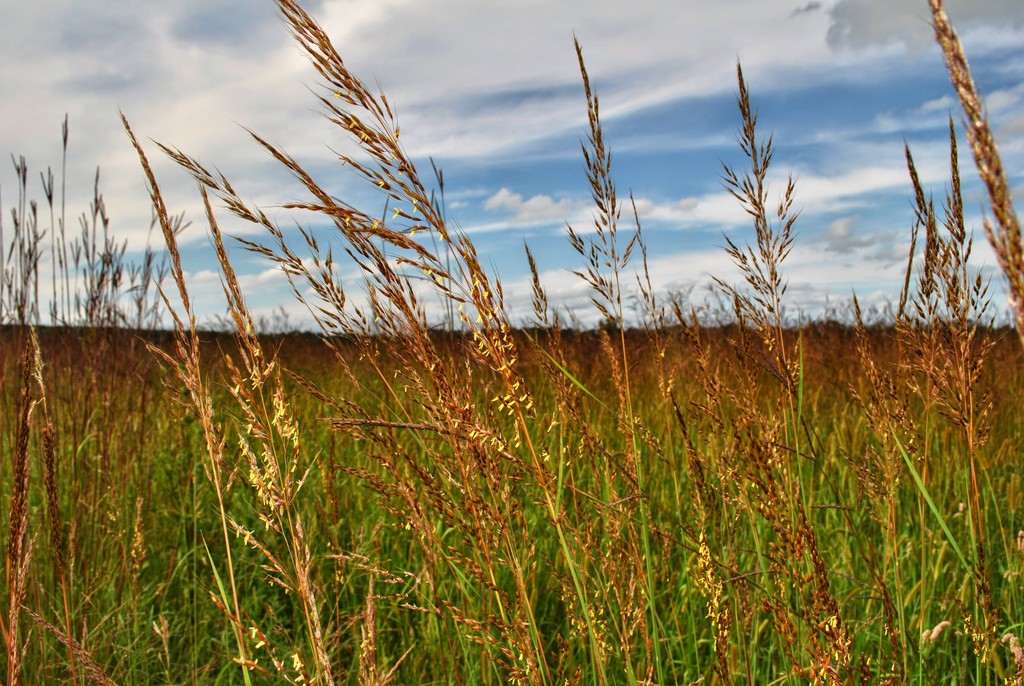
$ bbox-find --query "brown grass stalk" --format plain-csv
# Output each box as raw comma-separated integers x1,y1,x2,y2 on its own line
121,114,253,682
928,0,1024,346
25,609,118,686
706,63,853,683
33,332,79,686
4,329,40,686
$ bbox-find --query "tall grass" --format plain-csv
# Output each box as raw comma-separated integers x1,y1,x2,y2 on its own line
2,0,1023,683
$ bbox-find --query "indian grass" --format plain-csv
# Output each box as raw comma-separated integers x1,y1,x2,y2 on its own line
1,0,1023,683
2,327,1023,682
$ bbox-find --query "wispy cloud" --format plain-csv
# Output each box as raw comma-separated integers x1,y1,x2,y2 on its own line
1,0,1022,325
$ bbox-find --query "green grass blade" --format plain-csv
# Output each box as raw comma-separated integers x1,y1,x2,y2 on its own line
201,538,252,686
895,435,970,572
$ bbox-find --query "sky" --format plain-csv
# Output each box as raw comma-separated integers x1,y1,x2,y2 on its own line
1,0,1023,329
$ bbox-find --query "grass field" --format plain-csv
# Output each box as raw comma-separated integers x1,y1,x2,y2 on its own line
2,0,1023,684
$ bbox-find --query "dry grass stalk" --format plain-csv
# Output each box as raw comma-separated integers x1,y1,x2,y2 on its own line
121,115,254,681
145,2,564,681
357,575,413,686
566,42,668,683
128,112,345,684
902,123,1001,654
928,0,1024,345
847,76,1004,676
31,329,80,686
4,329,41,686
718,63,799,395
205,186,336,685
25,609,118,686
695,63,855,683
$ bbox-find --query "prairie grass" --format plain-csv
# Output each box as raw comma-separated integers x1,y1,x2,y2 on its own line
2,0,1024,684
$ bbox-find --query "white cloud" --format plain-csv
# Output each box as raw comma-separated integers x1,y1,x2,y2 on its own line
826,0,1024,52
815,215,915,267
483,188,580,224
823,216,875,252
986,85,1024,114
919,95,957,113
623,160,935,232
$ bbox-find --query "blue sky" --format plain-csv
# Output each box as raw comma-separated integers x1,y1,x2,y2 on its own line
1,0,1022,328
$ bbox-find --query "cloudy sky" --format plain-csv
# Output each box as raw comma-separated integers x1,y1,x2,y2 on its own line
2,0,1023,328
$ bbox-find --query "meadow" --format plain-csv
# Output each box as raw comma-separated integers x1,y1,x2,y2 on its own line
2,0,1023,683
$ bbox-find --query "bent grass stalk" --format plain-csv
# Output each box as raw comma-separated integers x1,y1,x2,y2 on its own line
121,115,253,686
928,0,1024,345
